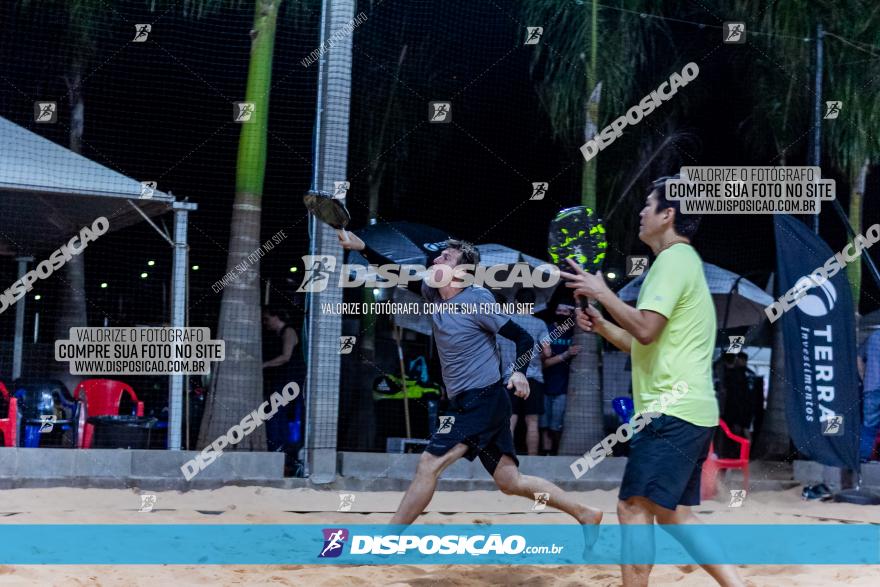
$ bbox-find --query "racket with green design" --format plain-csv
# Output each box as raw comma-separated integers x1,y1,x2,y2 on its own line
548,206,607,306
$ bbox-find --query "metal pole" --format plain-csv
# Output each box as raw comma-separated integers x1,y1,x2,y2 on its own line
12,256,33,380
810,24,823,234
168,201,197,450
304,0,354,483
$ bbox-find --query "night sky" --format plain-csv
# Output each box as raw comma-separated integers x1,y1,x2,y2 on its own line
1,0,878,348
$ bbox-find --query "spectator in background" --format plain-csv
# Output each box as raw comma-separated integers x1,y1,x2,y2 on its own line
857,329,880,461
540,303,580,455
262,305,306,460
498,289,550,455
737,352,764,444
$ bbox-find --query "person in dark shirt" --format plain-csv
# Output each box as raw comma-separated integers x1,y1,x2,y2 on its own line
539,303,580,455
262,305,306,455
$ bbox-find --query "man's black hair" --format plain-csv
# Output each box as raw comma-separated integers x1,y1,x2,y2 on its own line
649,174,702,239
262,304,290,323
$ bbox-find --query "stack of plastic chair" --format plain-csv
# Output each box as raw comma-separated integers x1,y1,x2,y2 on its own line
74,379,144,449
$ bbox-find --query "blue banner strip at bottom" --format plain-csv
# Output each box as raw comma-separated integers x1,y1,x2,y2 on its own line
0,524,877,565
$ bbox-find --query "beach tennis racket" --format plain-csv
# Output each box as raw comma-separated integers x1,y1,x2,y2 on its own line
304,190,354,242
547,206,608,307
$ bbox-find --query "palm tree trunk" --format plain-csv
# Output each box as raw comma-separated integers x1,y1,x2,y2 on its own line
558,330,604,455
753,320,789,459
199,0,280,451
846,159,869,309
54,58,87,393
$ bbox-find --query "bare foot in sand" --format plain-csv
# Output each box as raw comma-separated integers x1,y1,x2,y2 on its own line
577,505,603,559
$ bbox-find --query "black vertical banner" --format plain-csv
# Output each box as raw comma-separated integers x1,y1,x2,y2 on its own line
772,215,860,470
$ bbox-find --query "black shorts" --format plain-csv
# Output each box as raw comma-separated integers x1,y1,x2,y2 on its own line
619,414,715,511
425,380,519,475
508,378,545,417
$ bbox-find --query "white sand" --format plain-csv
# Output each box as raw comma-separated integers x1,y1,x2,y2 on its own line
0,486,877,585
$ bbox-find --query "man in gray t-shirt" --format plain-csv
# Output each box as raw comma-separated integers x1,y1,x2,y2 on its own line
421,281,513,396
339,234,601,530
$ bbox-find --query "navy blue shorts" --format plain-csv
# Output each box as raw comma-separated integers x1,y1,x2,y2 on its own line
619,414,715,511
426,380,519,475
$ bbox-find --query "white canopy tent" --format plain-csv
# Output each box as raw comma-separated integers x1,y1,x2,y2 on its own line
0,115,197,450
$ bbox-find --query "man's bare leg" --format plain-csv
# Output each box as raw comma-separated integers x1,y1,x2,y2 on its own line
509,414,519,435
492,455,602,524
524,414,539,455
390,444,469,525
617,497,656,587
541,428,552,453
654,504,745,587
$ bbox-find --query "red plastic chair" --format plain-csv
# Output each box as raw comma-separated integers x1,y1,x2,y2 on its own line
73,379,144,449
701,418,750,500
0,382,18,447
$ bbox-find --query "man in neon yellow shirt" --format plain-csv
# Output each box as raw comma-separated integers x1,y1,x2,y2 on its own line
561,176,743,587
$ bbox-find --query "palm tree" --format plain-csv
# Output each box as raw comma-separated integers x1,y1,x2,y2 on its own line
518,0,685,455
180,0,284,450
143,0,316,450
736,0,880,457
18,0,108,392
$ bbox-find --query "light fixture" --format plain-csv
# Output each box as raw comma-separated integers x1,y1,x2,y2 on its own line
140,272,148,279
100,282,108,289
147,260,156,267
191,265,200,271
289,266,298,273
